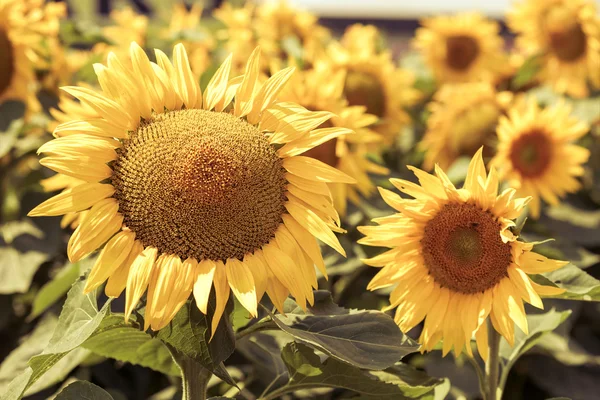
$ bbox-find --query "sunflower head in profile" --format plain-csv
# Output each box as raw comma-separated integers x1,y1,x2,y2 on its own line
491,99,590,219
29,43,356,334
359,149,567,359
420,82,513,171
413,12,509,84
328,35,419,144
0,0,65,112
508,0,600,98
278,60,389,216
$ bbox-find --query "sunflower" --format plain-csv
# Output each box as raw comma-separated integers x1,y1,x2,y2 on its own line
340,24,384,58
420,83,513,171
358,149,567,359
491,99,590,219
29,43,355,334
214,2,258,73
162,3,214,76
328,37,418,144
413,12,508,84
93,7,148,60
0,0,65,112
508,0,600,98
278,60,389,216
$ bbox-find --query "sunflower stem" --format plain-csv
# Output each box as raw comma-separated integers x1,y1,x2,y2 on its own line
484,321,502,400
177,355,213,400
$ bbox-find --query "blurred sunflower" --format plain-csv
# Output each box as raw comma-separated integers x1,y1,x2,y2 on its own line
359,149,567,359
29,43,355,333
329,36,418,143
508,0,600,98
214,2,258,72
162,3,214,76
0,0,65,112
420,83,513,171
491,99,590,218
279,61,389,216
413,13,508,84
93,7,148,60
340,24,384,57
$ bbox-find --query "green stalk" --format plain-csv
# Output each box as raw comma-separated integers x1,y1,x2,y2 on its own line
484,322,502,400
179,356,213,400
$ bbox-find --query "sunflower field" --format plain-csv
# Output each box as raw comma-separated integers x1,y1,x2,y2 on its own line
1,0,600,399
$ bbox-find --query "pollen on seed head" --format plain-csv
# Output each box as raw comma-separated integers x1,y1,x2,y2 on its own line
421,202,512,294
111,109,288,262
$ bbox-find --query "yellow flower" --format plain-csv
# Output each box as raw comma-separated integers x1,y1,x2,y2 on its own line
340,24,384,57
0,0,65,112
29,43,355,334
413,12,508,84
93,7,148,60
328,33,418,144
491,99,590,218
279,61,389,216
508,0,600,98
420,82,512,171
162,3,214,76
214,2,258,72
359,149,567,360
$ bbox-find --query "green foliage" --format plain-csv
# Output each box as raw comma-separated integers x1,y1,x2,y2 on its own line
0,219,43,244
0,247,49,295
532,264,600,301
29,261,80,319
55,381,114,400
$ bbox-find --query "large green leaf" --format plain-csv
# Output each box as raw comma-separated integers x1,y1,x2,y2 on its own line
0,220,43,244
272,308,418,370
29,262,80,319
156,299,236,384
499,309,571,374
236,332,289,389
262,342,439,400
0,247,49,294
82,314,179,376
55,381,114,400
531,263,600,301
1,276,111,400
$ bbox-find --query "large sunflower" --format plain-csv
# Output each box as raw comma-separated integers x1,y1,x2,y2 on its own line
491,99,590,219
413,12,508,84
29,43,355,333
359,149,567,359
328,36,418,144
0,0,65,111
279,61,388,216
420,83,513,171
508,0,600,98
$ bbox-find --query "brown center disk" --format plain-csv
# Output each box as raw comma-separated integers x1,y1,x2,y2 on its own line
0,29,15,96
112,109,288,261
343,70,386,118
445,35,480,71
301,118,339,167
421,202,512,294
549,23,587,62
509,130,553,178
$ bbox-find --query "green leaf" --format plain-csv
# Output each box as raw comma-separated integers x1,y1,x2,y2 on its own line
55,381,114,400
0,247,49,294
0,219,43,244
543,203,600,247
531,263,600,301
511,54,542,89
236,332,289,388
265,342,438,400
535,332,600,366
156,299,236,384
29,262,80,319
1,276,112,400
365,363,445,399
499,308,571,372
82,314,180,376
272,309,418,370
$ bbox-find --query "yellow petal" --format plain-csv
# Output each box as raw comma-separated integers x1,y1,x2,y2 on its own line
61,86,131,129
225,258,258,317
210,262,230,339
105,240,143,298
28,183,114,217
173,43,201,109
125,246,158,321
518,251,569,274
193,259,216,314
282,214,327,278
85,230,135,293
203,54,232,111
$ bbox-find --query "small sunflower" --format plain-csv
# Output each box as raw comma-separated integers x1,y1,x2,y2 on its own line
29,43,355,334
491,99,590,219
340,24,385,57
328,37,418,144
508,0,600,98
413,12,508,84
214,2,258,72
359,149,567,359
420,82,513,171
279,61,389,216
93,7,148,60
0,0,65,112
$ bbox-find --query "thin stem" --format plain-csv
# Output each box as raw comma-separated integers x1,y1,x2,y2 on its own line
176,355,212,400
466,354,486,398
235,319,278,341
484,322,502,400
